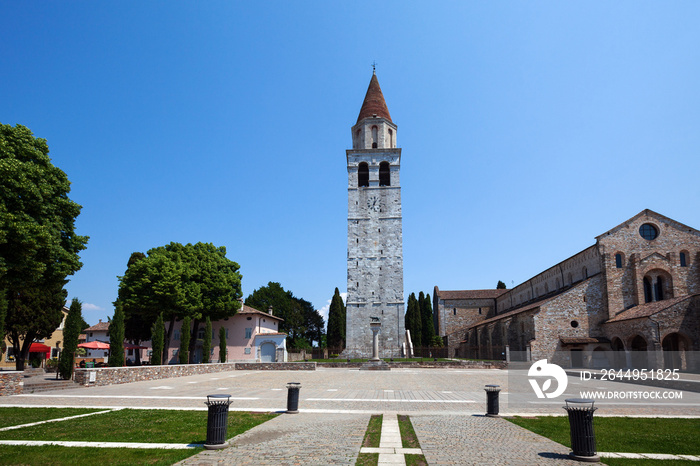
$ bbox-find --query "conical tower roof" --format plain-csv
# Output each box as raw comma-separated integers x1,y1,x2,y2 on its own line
356,72,392,123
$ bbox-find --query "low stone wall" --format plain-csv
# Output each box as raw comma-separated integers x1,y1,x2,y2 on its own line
74,362,318,387
0,371,23,396
235,362,316,370
74,362,239,387
318,360,507,369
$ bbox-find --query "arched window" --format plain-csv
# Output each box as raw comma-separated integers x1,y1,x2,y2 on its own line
643,277,653,303
388,128,393,148
358,162,369,187
371,126,378,148
615,253,623,268
654,276,664,301
582,267,588,279
379,161,390,186
680,251,688,267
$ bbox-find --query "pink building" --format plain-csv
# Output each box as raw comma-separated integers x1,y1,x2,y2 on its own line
163,304,287,364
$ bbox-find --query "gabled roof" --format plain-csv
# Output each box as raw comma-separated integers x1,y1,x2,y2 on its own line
357,72,392,123
238,304,284,322
595,209,700,240
84,321,110,332
605,295,698,323
437,289,507,300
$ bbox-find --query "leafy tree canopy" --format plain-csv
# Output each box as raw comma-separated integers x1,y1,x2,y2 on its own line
245,282,324,348
0,124,88,370
117,242,242,359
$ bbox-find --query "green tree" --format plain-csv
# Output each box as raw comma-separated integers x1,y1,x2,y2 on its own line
246,282,325,348
179,316,191,364
0,124,89,371
202,317,212,364
0,293,6,360
109,303,125,367
420,292,436,346
58,298,83,379
117,242,242,363
326,288,346,350
150,313,164,365
219,326,227,363
405,293,422,347
497,280,507,289
117,252,149,365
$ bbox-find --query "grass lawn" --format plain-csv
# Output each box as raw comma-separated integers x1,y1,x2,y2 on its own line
0,408,278,444
0,445,197,466
507,416,700,456
0,407,102,429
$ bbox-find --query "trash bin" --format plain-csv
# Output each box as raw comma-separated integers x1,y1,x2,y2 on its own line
286,382,301,414
563,398,600,462
204,394,232,450
484,384,501,417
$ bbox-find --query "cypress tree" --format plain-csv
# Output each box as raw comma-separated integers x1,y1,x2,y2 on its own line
327,288,345,349
109,302,125,367
497,280,507,289
58,298,82,379
219,326,227,363
151,313,164,365
421,292,436,346
202,317,212,364
405,293,421,347
179,316,190,364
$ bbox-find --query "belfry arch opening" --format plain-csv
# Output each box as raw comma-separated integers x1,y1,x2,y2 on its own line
358,162,369,187
379,162,390,187
642,269,673,303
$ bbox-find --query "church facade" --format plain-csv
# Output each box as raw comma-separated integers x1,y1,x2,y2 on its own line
435,210,700,370
345,72,405,358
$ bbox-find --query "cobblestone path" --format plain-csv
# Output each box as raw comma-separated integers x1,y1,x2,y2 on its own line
411,414,583,465
177,412,369,465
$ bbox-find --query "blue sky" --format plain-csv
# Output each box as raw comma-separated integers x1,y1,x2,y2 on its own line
2,2,699,326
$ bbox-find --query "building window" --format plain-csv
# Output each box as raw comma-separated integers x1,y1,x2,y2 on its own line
654,277,664,301
615,253,623,268
371,125,378,148
570,320,579,328
244,347,251,355
358,162,369,187
453,308,457,316
582,267,588,279
197,328,205,340
680,252,687,267
639,223,658,240
379,161,390,186
388,128,393,147
478,308,482,315
174,330,180,341
245,328,252,339
643,277,653,303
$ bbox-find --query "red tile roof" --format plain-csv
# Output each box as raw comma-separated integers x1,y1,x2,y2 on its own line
605,295,697,323
357,73,392,123
239,304,284,321
559,337,609,345
254,332,287,337
84,321,110,332
437,289,507,300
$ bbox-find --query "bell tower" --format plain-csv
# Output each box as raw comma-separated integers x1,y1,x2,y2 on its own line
345,71,405,358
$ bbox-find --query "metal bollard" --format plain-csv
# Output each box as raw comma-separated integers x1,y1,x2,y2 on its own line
563,398,600,462
484,384,501,417
204,394,232,450
286,382,301,414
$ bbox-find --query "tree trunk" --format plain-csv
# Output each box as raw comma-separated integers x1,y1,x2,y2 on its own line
133,339,142,365
189,319,200,364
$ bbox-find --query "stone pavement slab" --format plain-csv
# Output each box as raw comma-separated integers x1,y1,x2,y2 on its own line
177,412,369,465
410,414,584,466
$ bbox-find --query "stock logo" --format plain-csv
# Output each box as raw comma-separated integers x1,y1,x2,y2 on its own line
528,359,568,399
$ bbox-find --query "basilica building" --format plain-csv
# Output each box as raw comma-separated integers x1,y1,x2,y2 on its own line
434,210,700,370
